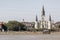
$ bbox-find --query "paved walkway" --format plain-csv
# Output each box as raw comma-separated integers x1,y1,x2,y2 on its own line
0,34,60,40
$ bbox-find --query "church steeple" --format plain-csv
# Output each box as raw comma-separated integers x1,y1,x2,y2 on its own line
41,6,45,21
34,15,38,29
42,6,45,16
36,15,38,21
49,14,51,21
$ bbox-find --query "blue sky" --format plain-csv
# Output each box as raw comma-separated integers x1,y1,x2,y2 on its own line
0,0,60,22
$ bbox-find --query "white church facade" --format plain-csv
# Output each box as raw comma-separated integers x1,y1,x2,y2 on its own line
34,6,55,31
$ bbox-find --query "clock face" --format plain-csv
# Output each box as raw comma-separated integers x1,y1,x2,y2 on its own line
42,16,45,21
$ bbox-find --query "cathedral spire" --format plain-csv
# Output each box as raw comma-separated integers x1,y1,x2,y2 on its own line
42,6,45,16
36,15,38,21
49,14,51,21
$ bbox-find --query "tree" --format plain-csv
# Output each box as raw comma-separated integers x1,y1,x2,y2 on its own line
2,24,7,32
58,25,60,28
4,20,26,31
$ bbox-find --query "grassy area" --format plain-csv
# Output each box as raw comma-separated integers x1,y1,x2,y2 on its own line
0,31,43,35
0,31,60,35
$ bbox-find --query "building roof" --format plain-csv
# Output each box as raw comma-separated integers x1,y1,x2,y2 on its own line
55,21,60,24
20,22,35,27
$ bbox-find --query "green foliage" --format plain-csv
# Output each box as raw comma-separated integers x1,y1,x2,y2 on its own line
58,25,60,28
4,20,26,31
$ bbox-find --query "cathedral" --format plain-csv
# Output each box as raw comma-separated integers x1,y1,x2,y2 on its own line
34,6,54,31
